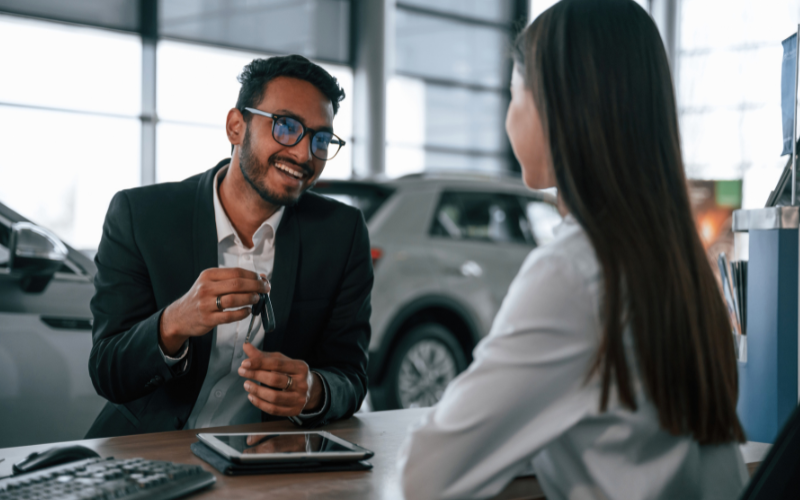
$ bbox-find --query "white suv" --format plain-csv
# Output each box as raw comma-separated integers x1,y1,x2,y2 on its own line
311,173,561,410
0,202,105,448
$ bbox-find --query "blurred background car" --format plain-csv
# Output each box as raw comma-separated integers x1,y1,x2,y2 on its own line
0,171,560,447
0,201,105,448
311,172,562,410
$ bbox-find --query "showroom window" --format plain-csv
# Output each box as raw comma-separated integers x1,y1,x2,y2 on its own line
677,0,798,208
0,14,141,253
386,1,528,178
0,0,354,253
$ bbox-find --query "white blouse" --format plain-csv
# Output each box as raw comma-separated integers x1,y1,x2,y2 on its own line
397,217,748,500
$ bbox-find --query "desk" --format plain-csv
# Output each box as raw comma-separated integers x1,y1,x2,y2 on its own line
0,409,544,500
0,408,764,500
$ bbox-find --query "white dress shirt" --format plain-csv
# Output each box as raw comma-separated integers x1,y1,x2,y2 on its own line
162,166,325,429
397,216,748,500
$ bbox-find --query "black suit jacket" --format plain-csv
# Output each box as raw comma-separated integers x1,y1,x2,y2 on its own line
86,160,373,438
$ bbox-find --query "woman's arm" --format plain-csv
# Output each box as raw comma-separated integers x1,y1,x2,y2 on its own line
398,248,601,500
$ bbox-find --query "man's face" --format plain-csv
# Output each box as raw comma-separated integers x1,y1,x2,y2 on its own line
238,76,334,206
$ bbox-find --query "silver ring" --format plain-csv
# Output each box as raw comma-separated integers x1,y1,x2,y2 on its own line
216,295,223,311
283,375,292,391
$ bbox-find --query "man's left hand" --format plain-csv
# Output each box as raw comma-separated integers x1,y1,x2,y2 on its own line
239,342,324,417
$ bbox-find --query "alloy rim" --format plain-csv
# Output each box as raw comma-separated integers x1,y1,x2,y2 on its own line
397,339,458,408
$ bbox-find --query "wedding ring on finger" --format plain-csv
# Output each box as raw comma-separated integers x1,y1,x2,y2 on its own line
283,375,293,391
216,295,223,311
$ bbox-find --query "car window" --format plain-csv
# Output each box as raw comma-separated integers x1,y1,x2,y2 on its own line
431,192,532,245
310,182,394,222
0,223,9,266
522,198,563,245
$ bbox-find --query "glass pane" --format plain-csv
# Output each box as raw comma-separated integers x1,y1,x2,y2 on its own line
387,76,426,148
425,84,507,153
158,41,259,126
320,140,352,179
678,49,778,111
157,123,230,183
159,0,350,64
677,0,792,208
399,0,514,23
395,9,509,88
0,106,140,251
0,15,141,116
431,192,529,244
680,0,797,52
529,0,647,21
529,0,559,20
386,76,508,174
386,145,425,178
0,0,138,31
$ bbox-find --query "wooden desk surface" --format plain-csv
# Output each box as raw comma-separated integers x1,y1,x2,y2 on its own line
0,409,545,500
0,408,764,500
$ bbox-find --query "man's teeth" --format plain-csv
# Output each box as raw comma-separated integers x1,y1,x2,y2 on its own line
275,162,304,179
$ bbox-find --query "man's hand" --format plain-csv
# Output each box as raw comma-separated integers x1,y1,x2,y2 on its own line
159,268,270,355
238,342,324,417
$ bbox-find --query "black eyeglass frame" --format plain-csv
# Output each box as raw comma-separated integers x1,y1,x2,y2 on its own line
242,107,346,161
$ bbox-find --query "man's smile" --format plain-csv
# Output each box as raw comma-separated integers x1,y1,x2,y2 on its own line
273,160,306,180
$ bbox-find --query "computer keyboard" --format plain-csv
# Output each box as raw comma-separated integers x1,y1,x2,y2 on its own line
0,456,215,500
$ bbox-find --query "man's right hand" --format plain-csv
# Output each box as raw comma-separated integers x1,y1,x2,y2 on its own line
158,267,270,355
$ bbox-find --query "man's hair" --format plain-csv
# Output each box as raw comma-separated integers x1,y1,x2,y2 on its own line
235,55,345,116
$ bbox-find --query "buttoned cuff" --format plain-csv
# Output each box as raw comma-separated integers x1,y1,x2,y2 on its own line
289,371,330,425
159,340,189,371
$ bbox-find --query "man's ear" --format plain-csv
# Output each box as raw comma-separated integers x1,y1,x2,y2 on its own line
226,108,245,148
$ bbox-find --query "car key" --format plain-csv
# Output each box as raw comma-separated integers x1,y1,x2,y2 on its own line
245,293,276,344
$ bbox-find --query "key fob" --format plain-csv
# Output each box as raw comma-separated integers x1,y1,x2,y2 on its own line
261,293,276,332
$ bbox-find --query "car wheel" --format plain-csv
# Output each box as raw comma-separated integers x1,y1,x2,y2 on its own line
385,323,467,409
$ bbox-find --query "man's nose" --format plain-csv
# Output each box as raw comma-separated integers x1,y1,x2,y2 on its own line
287,133,313,163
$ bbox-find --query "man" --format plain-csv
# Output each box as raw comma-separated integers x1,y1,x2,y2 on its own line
86,55,372,438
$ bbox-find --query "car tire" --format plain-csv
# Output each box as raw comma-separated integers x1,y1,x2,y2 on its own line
382,323,468,410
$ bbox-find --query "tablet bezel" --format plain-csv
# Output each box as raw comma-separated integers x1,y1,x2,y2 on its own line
197,431,374,464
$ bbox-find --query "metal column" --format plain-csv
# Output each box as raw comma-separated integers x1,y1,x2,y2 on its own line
140,0,157,186
351,0,393,178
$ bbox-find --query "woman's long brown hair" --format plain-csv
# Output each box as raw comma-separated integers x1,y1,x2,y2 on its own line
515,0,745,444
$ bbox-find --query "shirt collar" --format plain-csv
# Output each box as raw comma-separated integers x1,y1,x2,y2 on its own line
212,165,285,247
553,213,578,239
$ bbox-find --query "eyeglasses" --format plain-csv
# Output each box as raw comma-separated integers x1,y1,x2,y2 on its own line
242,107,346,161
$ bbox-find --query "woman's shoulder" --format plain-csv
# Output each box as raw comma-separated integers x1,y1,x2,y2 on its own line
488,216,603,343
519,217,601,289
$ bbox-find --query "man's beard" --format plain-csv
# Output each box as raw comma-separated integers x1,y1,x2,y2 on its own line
238,128,313,207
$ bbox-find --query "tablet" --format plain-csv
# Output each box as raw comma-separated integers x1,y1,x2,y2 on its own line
197,431,375,464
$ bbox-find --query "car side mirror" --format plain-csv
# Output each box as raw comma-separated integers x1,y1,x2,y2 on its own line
8,222,68,293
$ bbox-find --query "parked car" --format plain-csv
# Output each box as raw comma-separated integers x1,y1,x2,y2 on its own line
0,172,560,447
0,201,105,448
310,172,562,410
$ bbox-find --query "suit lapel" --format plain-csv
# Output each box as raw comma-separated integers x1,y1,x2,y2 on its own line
188,160,227,404
261,206,299,352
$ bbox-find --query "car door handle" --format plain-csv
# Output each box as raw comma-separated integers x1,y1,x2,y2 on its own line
459,261,483,277
40,316,93,330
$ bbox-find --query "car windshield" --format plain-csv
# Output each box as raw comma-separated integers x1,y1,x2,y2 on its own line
311,182,394,222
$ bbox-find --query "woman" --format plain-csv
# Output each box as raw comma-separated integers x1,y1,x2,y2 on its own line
397,1,748,499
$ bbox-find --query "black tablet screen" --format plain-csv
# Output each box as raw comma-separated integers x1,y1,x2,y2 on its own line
215,433,353,454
